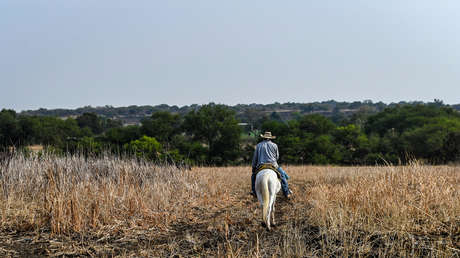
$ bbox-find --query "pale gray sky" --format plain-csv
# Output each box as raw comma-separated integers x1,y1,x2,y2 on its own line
1,1,459,111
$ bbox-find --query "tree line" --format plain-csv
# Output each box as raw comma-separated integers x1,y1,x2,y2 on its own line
22,100,459,125
2,102,460,165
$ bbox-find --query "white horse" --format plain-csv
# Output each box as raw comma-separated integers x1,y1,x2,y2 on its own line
255,169,281,230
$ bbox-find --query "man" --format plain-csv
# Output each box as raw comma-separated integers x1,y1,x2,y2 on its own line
251,131,293,199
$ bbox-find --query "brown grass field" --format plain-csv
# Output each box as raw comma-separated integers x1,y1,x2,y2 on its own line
0,153,459,257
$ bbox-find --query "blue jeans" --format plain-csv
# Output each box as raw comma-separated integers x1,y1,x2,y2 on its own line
252,167,290,196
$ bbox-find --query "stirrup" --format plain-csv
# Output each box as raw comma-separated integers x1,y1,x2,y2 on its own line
284,189,293,198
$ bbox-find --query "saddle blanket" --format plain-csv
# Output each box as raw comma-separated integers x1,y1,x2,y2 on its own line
253,163,282,179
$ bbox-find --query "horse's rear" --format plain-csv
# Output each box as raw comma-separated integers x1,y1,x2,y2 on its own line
255,169,281,230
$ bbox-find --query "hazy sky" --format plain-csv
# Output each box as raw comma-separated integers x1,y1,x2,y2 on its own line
1,1,459,111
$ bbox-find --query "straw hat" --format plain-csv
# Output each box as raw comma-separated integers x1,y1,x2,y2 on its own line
260,131,276,139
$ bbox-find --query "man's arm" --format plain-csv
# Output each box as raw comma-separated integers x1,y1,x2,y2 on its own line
275,143,279,161
252,147,258,173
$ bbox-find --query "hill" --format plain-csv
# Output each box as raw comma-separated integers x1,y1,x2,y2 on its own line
20,100,459,125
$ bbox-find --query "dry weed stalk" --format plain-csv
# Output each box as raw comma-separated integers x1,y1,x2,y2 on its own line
0,154,458,257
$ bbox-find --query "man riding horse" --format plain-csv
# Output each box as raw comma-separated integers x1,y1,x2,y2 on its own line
251,132,293,199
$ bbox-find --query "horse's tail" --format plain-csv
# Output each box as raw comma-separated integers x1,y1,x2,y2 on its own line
261,175,270,226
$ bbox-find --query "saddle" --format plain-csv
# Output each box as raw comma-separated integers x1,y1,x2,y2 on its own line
253,163,282,180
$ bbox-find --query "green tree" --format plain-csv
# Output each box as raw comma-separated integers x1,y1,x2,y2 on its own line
18,116,41,145
441,131,460,163
333,124,373,164
183,104,241,165
35,117,83,149
298,114,336,136
104,125,141,146
76,112,103,134
102,118,123,131
364,105,460,164
171,134,208,165
124,136,162,161
141,111,181,144
365,105,460,136
401,118,460,164
77,136,104,156
261,120,290,138
0,109,20,146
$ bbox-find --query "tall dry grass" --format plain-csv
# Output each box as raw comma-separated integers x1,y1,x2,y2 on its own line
0,152,203,235
286,164,460,257
0,153,459,257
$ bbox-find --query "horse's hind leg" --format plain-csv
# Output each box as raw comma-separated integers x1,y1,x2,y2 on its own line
265,203,272,231
271,199,276,227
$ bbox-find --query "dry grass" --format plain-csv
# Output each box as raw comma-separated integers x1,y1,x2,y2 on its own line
0,153,459,257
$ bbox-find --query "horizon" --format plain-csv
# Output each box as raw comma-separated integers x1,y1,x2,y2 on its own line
15,98,459,113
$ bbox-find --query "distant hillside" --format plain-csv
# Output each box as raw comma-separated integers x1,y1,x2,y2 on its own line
20,100,459,125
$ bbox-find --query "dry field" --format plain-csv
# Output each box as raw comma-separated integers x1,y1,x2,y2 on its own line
0,153,459,257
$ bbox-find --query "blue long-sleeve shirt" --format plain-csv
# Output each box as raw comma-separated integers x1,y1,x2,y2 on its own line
252,139,279,171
